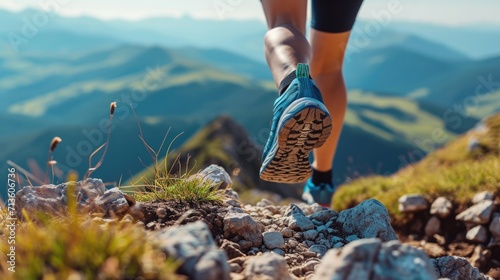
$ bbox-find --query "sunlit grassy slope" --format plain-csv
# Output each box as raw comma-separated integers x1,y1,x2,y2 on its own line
334,113,500,227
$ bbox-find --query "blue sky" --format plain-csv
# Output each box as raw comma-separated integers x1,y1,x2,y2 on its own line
1,0,499,26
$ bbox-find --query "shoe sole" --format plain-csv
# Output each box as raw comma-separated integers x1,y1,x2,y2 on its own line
260,103,332,183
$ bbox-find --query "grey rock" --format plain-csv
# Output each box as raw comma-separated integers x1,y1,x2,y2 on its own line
304,229,319,241
472,191,494,204
345,235,359,242
311,219,323,226
225,188,239,200
256,198,273,207
227,206,245,214
433,256,491,280
155,221,230,280
93,187,130,217
291,266,302,277
316,225,327,234
229,263,242,273
318,239,331,249
398,194,429,212
286,204,315,232
244,252,291,280
301,259,320,273
331,236,345,244
238,240,253,251
466,225,489,244
224,189,241,207
302,251,318,258
337,199,398,241
273,248,286,256
425,216,442,238
224,213,262,247
225,199,241,208
156,207,167,218
308,245,327,257
313,238,436,280
430,197,453,218
221,240,245,260
308,209,338,223
190,164,232,189
304,240,315,247
333,242,344,248
489,213,500,238
263,231,285,249
470,245,492,269
281,227,294,238
15,178,132,219
468,137,481,153
456,200,496,225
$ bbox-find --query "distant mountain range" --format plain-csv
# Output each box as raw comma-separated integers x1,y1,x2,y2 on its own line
0,44,487,187
2,9,500,60
1,9,499,199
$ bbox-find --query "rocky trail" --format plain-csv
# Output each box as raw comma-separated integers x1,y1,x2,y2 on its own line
12,165,500,279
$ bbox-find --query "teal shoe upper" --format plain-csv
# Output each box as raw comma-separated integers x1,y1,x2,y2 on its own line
261,64,325,162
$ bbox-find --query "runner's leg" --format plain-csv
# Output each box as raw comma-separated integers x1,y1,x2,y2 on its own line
262,0,310,88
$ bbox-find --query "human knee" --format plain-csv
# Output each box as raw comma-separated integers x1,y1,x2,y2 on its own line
264,25,308,53
265,24,298,43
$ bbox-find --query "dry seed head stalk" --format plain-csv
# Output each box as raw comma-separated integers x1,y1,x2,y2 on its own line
110,102,117,116
49,137,62,152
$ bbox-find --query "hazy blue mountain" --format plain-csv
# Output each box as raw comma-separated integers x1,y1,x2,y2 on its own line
422,56,500,108
176,47,272,80
3,8,487,64
386,21,500,59
0,8,265,60
344,46,456,94
348,27,468,62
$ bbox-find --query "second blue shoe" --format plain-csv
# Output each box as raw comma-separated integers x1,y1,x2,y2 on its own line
302,178,336,207
259,64,332,183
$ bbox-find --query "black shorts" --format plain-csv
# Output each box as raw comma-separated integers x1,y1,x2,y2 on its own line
311,0,364,33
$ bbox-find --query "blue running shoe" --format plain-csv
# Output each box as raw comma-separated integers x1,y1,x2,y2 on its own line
302,178,336,207
260,64,332,183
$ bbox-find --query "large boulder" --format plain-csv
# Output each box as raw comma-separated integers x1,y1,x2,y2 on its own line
285,204,315,232
223,213,263,247
337,199,398,241
155,221,230,280
262,231,285,249
456,200,496,225
189,164,232,190
430,197,453,219
15,178,131,218
313,238,436,280
433,256,492,280
398,194,429,213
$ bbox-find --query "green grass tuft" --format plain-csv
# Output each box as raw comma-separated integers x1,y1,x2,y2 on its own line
125,122,226,204
133,175,225,204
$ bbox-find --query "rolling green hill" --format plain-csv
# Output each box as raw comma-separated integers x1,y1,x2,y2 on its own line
1,41,497,203
1,8,499,207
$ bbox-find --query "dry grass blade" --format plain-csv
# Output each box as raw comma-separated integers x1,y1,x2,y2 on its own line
7,160,44,186
85,102,116,179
